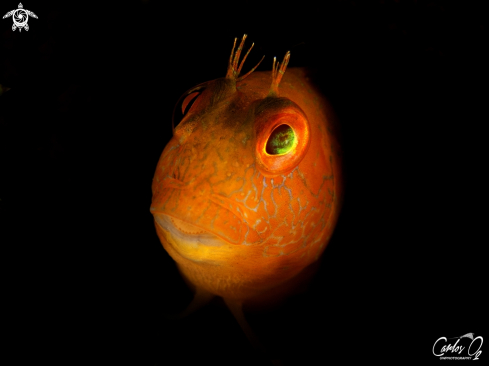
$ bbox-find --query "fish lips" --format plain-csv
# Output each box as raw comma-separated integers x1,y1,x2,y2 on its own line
153,213,225,247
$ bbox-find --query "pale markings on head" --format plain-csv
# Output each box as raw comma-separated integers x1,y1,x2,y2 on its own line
162,36,332,258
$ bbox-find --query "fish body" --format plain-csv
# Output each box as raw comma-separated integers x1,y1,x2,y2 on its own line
150,38,342,308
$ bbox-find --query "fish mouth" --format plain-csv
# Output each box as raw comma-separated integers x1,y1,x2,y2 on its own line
153,213,225,248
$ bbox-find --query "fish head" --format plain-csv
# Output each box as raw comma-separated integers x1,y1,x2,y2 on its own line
150,39,342,300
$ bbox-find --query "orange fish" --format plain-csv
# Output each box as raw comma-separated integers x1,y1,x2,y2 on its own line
150,34,343,354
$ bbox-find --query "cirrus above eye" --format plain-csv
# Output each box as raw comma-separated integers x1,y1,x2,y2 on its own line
266,124,296,155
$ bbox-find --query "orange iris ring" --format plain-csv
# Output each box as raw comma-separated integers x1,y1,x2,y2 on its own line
255,110,310,176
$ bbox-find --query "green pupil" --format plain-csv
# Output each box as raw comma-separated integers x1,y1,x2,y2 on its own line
266,124,296,155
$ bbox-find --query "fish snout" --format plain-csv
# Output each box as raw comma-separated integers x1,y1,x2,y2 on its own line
150,191,262,246
153,213,225,247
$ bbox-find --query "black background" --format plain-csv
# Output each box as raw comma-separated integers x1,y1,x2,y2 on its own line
1,0,486,364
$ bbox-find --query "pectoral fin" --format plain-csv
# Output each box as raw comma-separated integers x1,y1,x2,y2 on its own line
224,298,284,366
165,286,214,321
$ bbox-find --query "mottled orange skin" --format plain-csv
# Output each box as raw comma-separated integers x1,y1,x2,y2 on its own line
151,68,342,304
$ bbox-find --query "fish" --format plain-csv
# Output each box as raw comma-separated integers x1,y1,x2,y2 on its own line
150,34,343,357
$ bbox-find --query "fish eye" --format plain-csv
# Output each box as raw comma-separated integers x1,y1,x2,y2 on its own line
181,92,200,116
265,124,297,155
172,84,206,132
254,100,310,176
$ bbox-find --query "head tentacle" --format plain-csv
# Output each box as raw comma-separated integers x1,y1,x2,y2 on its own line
268,51,291,97
226,34,265,82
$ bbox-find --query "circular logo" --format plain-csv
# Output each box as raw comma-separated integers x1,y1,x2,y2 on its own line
12,9,28,27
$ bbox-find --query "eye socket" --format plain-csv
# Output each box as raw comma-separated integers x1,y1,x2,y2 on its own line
172,84,206,133
254,102,310,176
181,92,200,115
266,124,297,155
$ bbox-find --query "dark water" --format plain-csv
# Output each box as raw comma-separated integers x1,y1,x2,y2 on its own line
1,1,486,364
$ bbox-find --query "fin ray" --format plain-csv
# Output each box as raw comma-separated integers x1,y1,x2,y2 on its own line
224,298,285,365
165,287,214,320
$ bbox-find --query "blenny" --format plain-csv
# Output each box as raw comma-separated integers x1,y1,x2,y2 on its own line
150,34,342,353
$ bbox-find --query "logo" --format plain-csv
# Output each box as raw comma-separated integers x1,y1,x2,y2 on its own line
3,3,38,32
433,333,483,360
